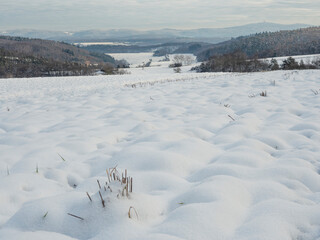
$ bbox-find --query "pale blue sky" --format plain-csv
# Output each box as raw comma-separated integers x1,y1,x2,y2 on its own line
0,0,319,30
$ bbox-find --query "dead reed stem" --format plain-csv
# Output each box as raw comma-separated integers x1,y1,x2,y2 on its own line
97,180,101,189
228,115,235,121
67,213,84,220
106,169,111,183
86,192,92,202
98,191,105,207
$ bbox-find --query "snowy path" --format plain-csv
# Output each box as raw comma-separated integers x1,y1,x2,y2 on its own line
0,70,320,240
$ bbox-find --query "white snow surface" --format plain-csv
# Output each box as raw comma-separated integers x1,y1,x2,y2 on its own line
108,52,197,69
1,69,320,240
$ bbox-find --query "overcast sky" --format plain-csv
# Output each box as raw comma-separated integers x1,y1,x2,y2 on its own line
0,0,319,31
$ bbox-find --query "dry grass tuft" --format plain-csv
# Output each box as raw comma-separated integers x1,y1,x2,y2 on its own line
260,90,267,97
73,166,136,221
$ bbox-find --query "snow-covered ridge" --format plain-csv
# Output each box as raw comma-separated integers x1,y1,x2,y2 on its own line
0,70,320,240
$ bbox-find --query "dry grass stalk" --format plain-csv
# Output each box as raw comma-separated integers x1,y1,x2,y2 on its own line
97,179,101,189
128,206,138,219
98,191,105,207
106,169,111,183
86,192,92,202
126,179,129,197
228,115,235,121
58,153,66,161
130,178,133,193
42,211,48,219
67,213,84,220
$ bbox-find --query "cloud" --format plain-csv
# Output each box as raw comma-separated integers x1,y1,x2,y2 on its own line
0,0,319,30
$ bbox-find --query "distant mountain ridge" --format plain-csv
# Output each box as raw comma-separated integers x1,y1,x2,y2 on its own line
1,22,312,44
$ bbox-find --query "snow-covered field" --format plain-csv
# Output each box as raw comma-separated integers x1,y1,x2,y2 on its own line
108,52,197,70
108,52,163,66
1,69,320,240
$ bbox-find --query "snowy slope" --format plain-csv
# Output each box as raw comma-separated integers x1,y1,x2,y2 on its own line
0,70,320,240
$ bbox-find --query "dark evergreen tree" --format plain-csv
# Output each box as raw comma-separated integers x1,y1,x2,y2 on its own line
270,59,280,70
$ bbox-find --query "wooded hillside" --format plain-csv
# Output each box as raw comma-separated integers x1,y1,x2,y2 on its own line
0,36,119,78
196,27,320,61
0,36,115,64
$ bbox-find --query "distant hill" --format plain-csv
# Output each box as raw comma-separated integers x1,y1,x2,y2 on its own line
0,36,115,64
196,26,320,61
1,22,311,44
174,22,311,39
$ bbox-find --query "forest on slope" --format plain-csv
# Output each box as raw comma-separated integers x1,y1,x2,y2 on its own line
0,36,122,78
196,27,320,61
0,36,115,64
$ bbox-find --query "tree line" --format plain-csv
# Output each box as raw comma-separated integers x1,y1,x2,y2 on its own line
192,51,320,73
